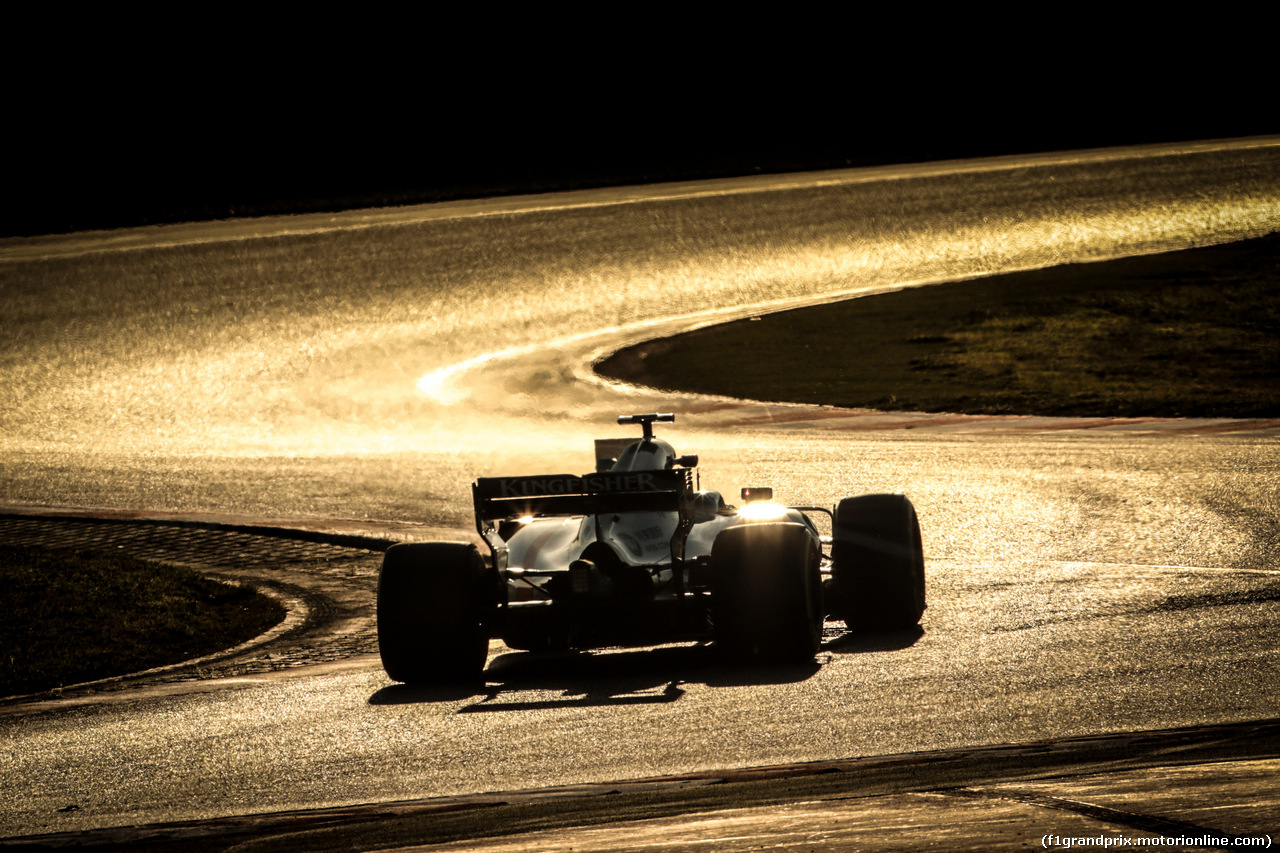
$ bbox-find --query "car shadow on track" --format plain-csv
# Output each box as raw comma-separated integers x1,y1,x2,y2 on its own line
370,642,813,710
369,623,924,710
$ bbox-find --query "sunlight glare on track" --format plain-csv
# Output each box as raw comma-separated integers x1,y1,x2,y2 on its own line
412,140,1280,425
2,139,1278,463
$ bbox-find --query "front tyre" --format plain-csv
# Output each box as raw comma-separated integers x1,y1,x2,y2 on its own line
829,494,925,631
377,542,491,684
711,522,823,663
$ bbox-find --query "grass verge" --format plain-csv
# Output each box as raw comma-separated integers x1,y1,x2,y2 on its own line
597,233,1280,418
1,545,284,696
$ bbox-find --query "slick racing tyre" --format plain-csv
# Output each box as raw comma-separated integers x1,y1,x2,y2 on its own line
711,522,823,663
377,542,491,684
829,494,926,631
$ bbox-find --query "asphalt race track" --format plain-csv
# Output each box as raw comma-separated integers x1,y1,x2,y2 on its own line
2,138,1279,849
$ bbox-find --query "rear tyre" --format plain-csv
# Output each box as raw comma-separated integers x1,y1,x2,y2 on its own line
377,542,491,684
711,522,823,662
829,494,925,631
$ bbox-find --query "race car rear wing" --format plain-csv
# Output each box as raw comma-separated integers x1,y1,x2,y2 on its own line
473,468,698,581
473,469,695,521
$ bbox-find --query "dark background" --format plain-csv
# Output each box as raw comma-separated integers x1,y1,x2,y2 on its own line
6,30,1273,239
9,114,1269,239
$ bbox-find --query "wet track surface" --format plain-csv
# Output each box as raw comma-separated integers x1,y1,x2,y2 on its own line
2,139,1279,844
4,427,1280,843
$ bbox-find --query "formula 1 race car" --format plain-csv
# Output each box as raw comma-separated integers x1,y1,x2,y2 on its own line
377,413,925,684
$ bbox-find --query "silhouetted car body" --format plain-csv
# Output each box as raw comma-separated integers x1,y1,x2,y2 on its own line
377,413,925,683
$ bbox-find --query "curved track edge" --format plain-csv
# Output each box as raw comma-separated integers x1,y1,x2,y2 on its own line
4,717,1277,851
